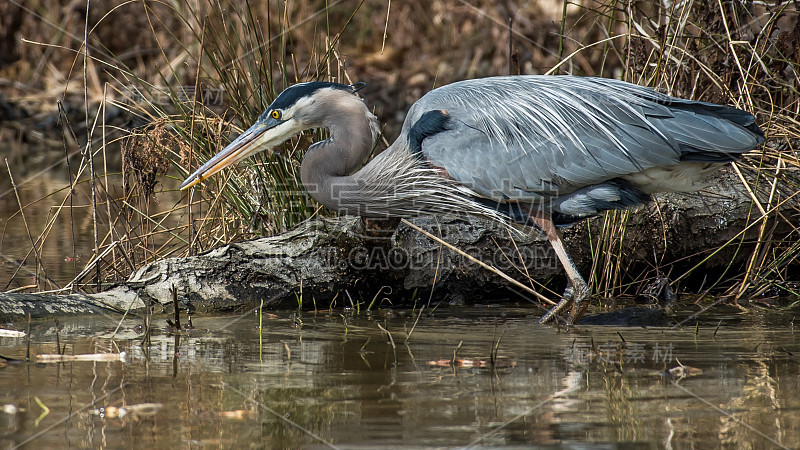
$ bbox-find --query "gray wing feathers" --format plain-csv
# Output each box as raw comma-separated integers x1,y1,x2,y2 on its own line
659,109,762,155
412,76,762,201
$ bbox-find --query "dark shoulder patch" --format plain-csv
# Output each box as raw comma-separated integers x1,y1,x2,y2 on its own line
268,82,353,111
408,110,451,154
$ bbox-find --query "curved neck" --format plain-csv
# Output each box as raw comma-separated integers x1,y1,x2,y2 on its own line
300,102,378,213
299,109,507,222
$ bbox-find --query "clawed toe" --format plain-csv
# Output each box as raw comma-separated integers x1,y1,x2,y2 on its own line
565,284,590,324
538,282,590,325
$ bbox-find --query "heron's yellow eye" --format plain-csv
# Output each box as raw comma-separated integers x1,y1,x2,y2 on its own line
271,110,281,120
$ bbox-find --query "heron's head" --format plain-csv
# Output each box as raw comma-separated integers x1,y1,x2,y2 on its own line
179,81,366,190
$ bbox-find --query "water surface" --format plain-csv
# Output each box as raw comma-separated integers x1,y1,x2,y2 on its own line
0,306,797,448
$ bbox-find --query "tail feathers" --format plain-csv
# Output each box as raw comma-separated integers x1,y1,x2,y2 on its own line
625,84,767,158
706,107,765,138
679,150,739,162
661,105,765,163
684,102,766,139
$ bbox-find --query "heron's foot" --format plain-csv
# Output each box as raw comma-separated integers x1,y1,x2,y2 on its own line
538,285,575,324
565,283,591,325
538,297,570,324
538,282,590,325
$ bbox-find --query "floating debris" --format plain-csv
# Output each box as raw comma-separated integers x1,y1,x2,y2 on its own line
427,358,517,369
198,409,257,421
0,329,25,338
664,360,703,379
0,354,23,365
36,352,126,363
91,402,163,420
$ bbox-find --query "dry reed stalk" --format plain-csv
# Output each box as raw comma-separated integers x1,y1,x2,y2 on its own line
4,160,52,290
83,0,101,291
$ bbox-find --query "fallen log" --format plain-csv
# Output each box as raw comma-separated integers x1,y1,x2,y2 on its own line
0,169,795,322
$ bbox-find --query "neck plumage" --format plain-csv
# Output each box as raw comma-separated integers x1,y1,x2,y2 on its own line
299,95,508,223
299,98,381,214
299,105,441,218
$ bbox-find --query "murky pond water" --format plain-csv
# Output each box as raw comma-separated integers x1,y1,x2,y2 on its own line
0,171,185,291
0,306,797,448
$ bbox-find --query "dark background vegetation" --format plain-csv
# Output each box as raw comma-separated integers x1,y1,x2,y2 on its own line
3,1,794,148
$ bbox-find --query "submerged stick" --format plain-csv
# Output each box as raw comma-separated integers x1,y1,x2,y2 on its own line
376,322,397,364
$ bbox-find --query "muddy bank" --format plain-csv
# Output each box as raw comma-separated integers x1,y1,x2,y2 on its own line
1,169,794,323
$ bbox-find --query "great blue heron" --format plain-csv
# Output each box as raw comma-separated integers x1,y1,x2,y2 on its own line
180,76,765,323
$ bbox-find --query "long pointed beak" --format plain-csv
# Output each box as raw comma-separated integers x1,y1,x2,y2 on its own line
180,118,291,190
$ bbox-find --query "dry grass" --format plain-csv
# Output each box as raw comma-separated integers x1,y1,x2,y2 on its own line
575,1,800,301
0,1,797,301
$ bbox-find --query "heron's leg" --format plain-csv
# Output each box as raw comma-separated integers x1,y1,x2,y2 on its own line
528,212,590,324
547,230,590,324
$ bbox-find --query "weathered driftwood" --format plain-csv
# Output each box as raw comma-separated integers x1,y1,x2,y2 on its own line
0,170,794,322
